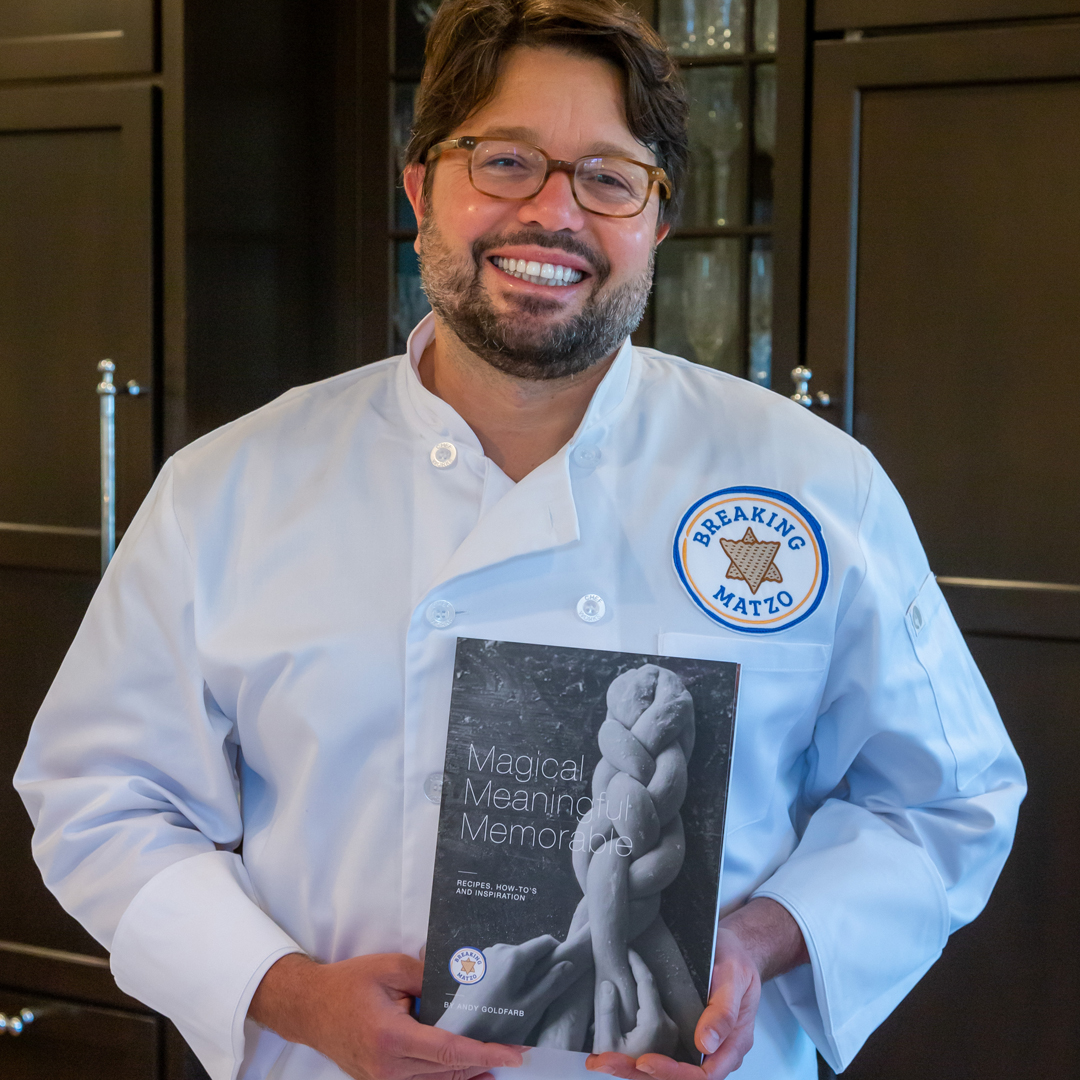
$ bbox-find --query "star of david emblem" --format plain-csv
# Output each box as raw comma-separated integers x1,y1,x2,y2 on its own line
458,959,476,974
718,528,783,595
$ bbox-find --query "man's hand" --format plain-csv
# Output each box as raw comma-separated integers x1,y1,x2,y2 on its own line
586,898,809,1080
248,952,524,1080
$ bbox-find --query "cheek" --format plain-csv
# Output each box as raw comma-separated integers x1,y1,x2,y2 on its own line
430,175,517,244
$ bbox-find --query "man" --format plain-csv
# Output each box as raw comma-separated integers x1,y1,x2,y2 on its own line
15,2,1024,1080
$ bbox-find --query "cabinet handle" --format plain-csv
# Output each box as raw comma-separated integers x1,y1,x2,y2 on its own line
790,366,832,409
96,360,149,574
0,1005,59,1036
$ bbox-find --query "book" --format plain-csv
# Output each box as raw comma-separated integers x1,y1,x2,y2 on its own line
418,638,739,1063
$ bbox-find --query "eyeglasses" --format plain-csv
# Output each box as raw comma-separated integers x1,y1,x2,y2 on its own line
425,136,672,219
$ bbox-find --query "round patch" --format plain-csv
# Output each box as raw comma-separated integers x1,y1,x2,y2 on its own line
673,486,828,634
448,947,486,985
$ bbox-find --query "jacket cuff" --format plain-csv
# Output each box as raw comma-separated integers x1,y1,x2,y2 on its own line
750,800,950,1072
110,850,303,1080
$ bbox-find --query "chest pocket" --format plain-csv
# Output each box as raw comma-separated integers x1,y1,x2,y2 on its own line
658,632,831,834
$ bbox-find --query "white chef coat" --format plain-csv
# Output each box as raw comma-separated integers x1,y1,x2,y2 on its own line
15,315,1024,1080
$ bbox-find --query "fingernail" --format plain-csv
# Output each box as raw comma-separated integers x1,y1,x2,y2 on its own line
637,1064,655,1075
702,1029,721,1054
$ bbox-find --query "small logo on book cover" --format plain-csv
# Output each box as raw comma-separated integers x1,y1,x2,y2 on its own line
448,947,486,985
673,486,829,633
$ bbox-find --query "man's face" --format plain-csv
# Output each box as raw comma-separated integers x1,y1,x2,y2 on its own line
406,46,670,380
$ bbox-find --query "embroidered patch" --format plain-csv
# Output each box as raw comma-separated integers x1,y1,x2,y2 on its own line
673,487,829,633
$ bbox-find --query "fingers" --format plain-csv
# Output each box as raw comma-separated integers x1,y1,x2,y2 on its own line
512,934,562,966
522,959,577,1014
587,1050,663,1080
389,1019,524,1072
592,979,622,1053
626,950,664,1028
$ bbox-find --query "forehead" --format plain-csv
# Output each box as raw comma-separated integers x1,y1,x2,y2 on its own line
453,45,653,162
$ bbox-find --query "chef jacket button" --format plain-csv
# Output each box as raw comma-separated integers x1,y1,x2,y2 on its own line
426,600,456,628
572,444,602,469
423,772,446,804
576,594,605,623
430,442,457,468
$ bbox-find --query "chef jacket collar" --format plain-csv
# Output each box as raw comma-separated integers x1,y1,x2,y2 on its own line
399,313,636,447
399,314,637,586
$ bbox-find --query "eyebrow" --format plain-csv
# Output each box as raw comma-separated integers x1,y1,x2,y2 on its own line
475,127,649,161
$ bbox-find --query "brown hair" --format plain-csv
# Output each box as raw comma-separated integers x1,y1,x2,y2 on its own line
405,0,689,219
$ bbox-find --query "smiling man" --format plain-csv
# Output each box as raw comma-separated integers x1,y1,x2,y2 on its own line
15,3,1023,1080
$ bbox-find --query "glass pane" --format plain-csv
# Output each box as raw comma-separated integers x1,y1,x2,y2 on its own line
654,238,742,374
754,0,778,53
659,0,745,55
752,63,775,224
749,237,772,387
395,83,419,230
683,66,745,228
396,0,440,74
394,241,431,352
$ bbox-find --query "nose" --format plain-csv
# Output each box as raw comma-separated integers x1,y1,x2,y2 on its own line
517,168,588,232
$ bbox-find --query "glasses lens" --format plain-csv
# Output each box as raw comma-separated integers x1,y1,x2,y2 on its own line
471,141,546,198
574,157,650,215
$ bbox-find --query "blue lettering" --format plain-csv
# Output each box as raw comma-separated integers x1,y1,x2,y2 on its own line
788,535,806,550
773,517,796,538
693,532,711,547
733,598,749,614
733,506,749,522
702,519,720,535
712,585,736,608
716,509,732,526
766,512,778,528
751,507,766,523
778,591,794,608
764,595,778,614
749,600,762,616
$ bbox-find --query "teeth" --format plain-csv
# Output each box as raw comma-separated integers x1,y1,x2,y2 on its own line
492,256,584,286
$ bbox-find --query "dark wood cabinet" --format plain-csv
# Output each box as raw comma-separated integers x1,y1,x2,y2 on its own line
805,10,1080,1080
0,0,156,82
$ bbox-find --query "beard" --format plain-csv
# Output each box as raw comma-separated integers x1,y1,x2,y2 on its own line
418,218,655,381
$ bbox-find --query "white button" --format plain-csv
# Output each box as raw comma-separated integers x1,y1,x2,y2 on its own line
430,442,457,468
426,600,456,628
572,444,602,469
423,772,446,804
576,594,605,623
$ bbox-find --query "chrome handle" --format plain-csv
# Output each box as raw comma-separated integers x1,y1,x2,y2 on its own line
97,360,117,575
0,1006,55,1035
790,366,832,409
96,361,149,575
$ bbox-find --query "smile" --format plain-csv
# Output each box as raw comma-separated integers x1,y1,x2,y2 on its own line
491,256,585,287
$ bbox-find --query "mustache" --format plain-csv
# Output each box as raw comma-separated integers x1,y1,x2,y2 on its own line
470,230,611,285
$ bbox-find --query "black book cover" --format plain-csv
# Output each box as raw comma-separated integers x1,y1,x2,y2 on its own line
418,639,738,1063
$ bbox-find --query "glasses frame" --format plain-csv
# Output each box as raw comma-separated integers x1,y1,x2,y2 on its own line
425,136,672,219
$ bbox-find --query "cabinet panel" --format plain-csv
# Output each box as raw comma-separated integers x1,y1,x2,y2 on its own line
0,85,156,573
0,987,158,1080
816,0,1080,31
0,0,154,81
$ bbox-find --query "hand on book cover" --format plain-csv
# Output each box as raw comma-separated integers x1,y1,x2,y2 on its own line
593,950,679,1058
435,933,580,1043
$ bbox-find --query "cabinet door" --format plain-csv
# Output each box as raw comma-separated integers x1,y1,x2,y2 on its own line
0,84,155,573
806,20,1080,1080
0,1,154,81
0,988,158,1080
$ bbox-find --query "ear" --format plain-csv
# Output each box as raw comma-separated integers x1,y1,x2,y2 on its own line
404,163,427,249
655,221,671,245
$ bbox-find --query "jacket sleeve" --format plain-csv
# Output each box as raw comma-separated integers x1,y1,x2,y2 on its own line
751,457,1026,1072
13,461,302,1080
